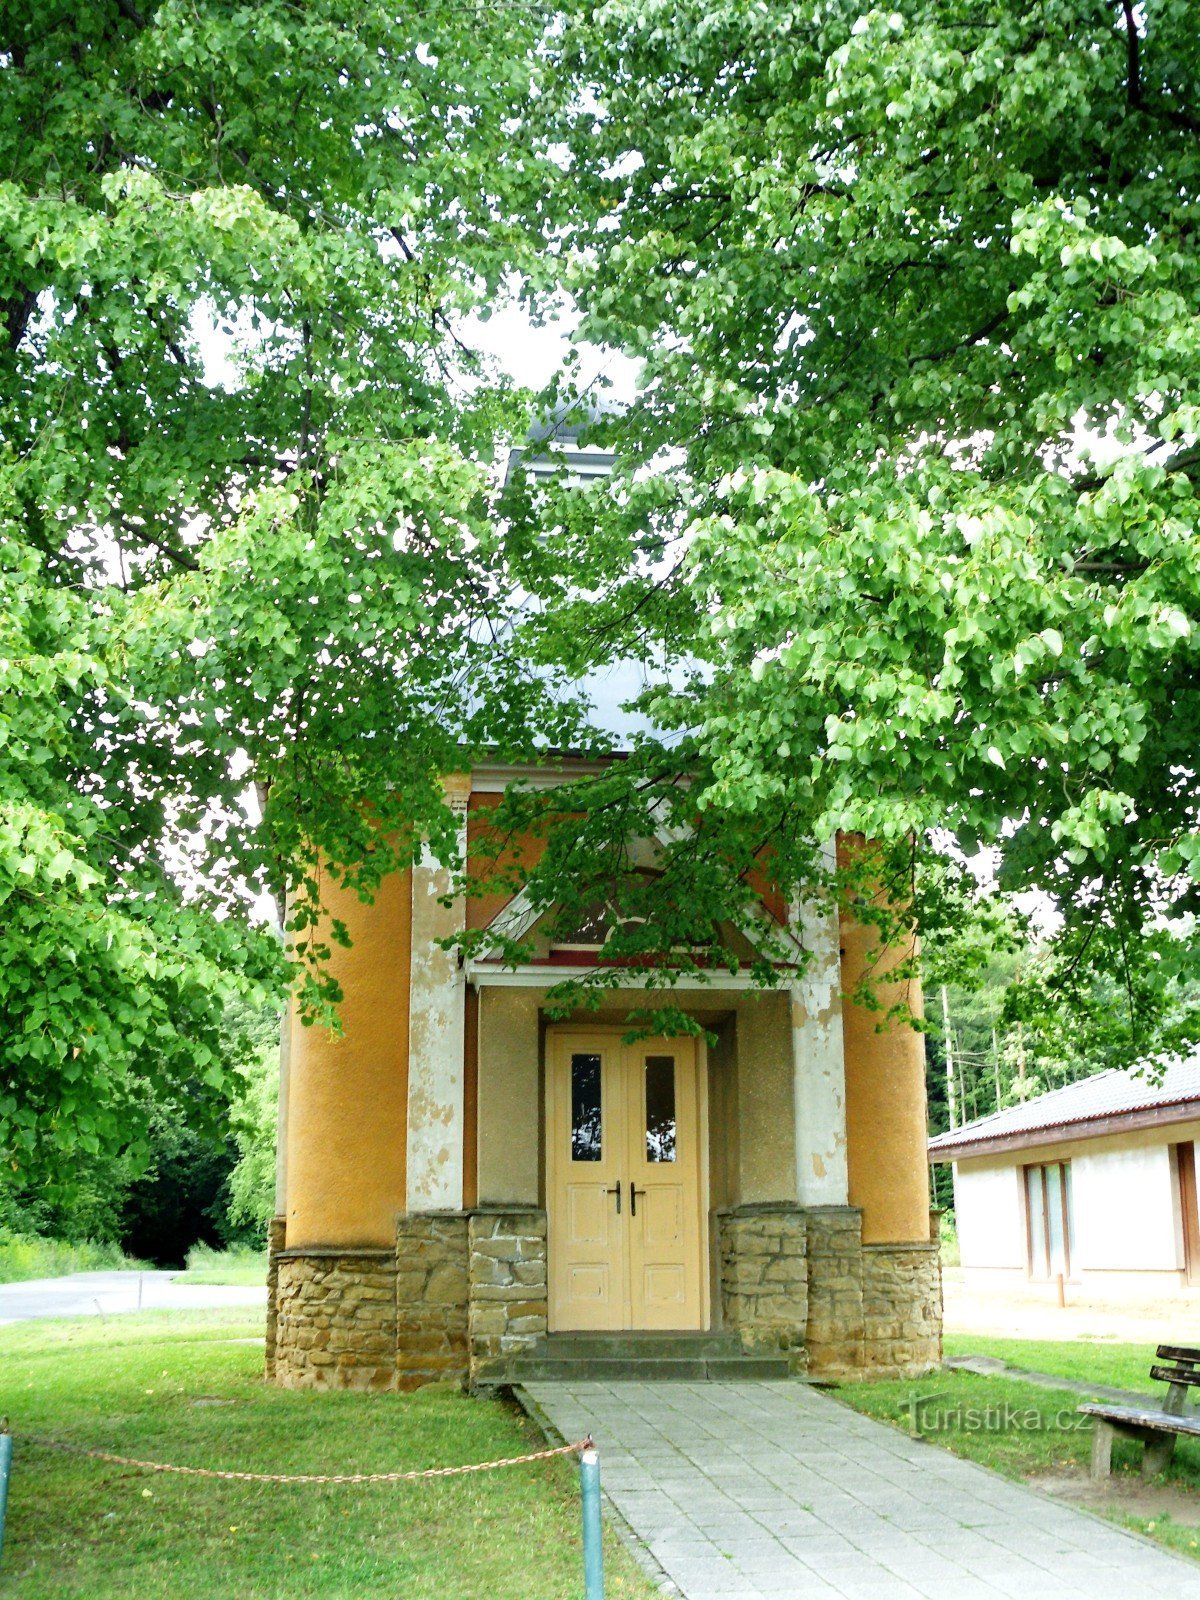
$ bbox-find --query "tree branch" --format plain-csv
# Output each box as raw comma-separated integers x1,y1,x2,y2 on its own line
388,227,478,360
908,306,1009,368
3,288,39,354
117,515,200,572
1121,0,1142,108
1072,442,1200,494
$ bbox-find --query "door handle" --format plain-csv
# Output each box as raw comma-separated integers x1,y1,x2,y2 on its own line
630,1182,641,1218
606,1180,621,1214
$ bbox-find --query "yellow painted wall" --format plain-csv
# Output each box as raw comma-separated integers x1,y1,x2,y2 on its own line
284,867,412,1248
706,1018,738,1213
465,794,549,932
840,886,931,1245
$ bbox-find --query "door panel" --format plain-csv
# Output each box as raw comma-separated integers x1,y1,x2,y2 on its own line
565,1182,614,1245
642,1263,688,1309
625,1044,704,1329
564,1263,613,1306
548,1037,628,1331
548,1029,705,1332
639,1185,683,1248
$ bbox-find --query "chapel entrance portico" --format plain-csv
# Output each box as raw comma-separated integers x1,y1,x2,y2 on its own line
267,801,943,1392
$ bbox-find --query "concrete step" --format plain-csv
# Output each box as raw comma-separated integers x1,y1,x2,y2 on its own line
704,1356,792,1380
510,1336,792,1382
534,1332,743,1361
515,1356,715,1382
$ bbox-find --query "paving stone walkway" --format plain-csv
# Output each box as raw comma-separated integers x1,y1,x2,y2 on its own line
523,1379,1200,1600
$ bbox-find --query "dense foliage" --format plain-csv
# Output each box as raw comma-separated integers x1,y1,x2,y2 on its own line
0,998,279,1263
0,2,577,1186
493,0,1200,1048
9,0,1200,1199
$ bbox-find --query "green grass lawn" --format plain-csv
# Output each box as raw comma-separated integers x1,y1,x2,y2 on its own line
0,1310,657,1600
942,1333,1158,1394
838,1337,1200,1563
171,1244,267,1288
0,1236,145,1285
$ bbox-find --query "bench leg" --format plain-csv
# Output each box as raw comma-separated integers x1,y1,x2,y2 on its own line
1090,1419,1114,1480
1143,1435,1176,1479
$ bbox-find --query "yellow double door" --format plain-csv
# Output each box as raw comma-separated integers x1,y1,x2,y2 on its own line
547,1029,706,1332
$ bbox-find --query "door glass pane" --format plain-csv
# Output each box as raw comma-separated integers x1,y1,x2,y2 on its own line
645,1056,677,1163
1046,1163,1065,1275
1026,1166,1047,1278
1062,1162,1075,1265
570,1053,602,1161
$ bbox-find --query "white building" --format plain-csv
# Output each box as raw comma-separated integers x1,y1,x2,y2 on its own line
929,1058,1200,1298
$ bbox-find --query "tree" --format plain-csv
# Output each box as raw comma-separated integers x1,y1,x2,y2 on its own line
505,0,1200,1050
223,1041,280,1247
0,992,280,1255
1,2,575,1186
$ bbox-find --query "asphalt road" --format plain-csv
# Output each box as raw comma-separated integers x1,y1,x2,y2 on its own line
0,1269,267,1325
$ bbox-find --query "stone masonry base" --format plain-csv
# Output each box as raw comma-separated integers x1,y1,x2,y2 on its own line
268,1204,939,1390
718,1204,941,1381
269,1209,547,1392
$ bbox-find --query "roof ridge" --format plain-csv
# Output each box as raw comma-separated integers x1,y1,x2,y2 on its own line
929,1053,1200,1153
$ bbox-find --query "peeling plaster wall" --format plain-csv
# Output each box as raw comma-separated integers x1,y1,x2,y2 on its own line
406,777,469,1213
790,877,849,1207
284,868,412,1248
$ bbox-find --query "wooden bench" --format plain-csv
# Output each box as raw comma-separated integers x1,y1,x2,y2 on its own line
1080,1345,1200,1479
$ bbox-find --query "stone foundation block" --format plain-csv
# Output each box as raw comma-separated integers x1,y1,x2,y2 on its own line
468,1208,548,1386
272,1247,399,1391
719,1205,809,1369
394,1212,470,1389
264,1216,285,1381
861,1242,942,1377
266,1201,940,1391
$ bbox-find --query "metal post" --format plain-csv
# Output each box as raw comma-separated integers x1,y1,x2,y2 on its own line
580,1440,604,1600
0,1420,12,1563
940,985,956,1131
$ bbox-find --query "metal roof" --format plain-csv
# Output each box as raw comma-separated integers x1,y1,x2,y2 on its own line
928,1052,1200,1160
494,400,690,752
503,399,620,486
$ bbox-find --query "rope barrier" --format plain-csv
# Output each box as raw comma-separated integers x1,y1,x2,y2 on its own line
24,1434,593,1486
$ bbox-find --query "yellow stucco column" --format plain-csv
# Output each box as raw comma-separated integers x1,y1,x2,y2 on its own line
839,853,931,1246
283,867,413,1248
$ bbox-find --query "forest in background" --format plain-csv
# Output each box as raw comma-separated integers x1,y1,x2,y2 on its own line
0,997,279,1271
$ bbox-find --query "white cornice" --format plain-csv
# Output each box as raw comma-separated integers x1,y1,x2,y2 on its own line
470,757,619,793
465,961,776,991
